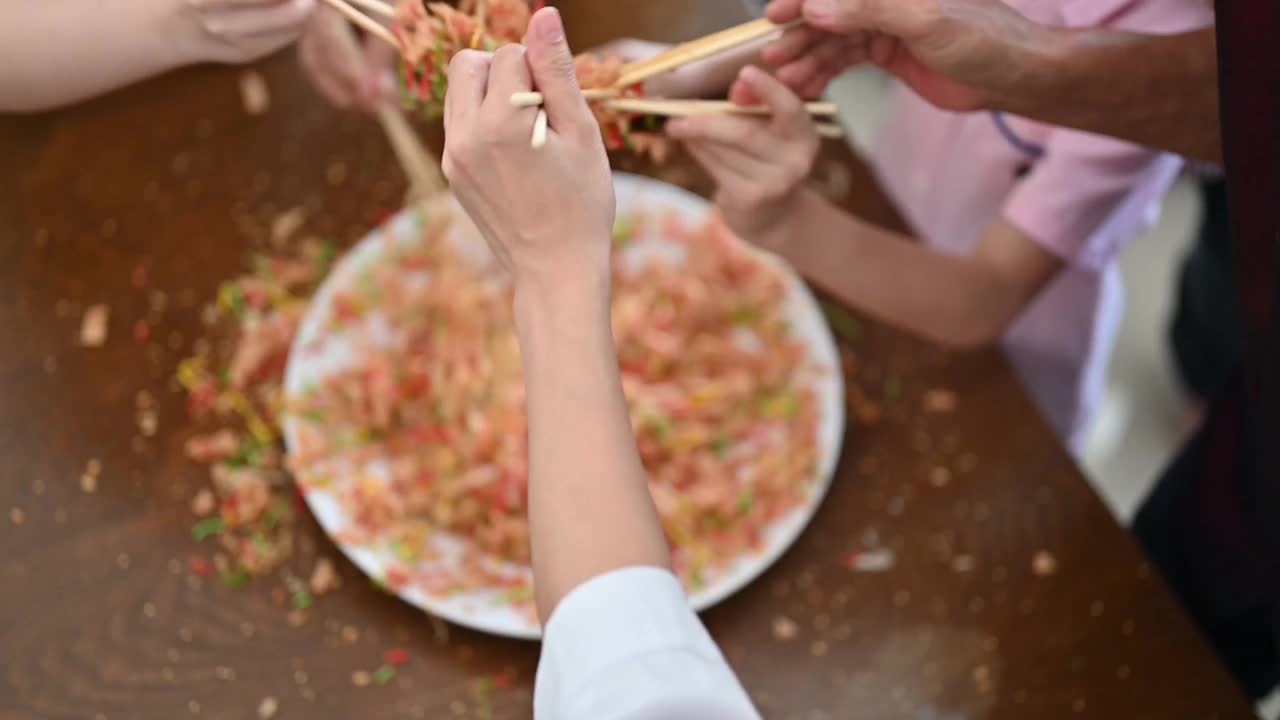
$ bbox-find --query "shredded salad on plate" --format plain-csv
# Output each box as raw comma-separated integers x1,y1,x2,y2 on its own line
283,202,822,613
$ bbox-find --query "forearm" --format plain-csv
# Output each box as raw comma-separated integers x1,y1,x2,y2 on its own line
513,270,671,621
988,27,1220,163
767,190,1022,348
0,1,187,112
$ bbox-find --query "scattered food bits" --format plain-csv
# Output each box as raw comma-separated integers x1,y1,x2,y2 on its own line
131,265,148,288
972,664,993,693
117,553,132,570
342,625,361,644
923,389,957,414
9,507,25,525
79,304,110,347
80,474,99,494
271,207,306,246
240,70,271,116
257,696,279,720
1032,550,1058,577
190,489,216,516
87,458,102,475
843,548,896,573
187,699,201,714
771,615,799,640
951,555,976,573
215,665,236,681
286,609,308,627
371,664,396,685
383,648,410,666
928,466,952,488
134,319,151,344
809,640,829,657
351,670,372,688
142,602,158,618
309,557,340,595
188,556,214,577
138,409,159,437
957,453,979,473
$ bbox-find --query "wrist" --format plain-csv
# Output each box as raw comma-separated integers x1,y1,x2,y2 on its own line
512,262,612,338
980,24,1079,113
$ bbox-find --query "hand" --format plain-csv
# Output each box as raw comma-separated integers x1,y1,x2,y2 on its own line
169,0,317,64
298,6,396,111
665,66,818,244
763,0,1047,111
442,8,615,294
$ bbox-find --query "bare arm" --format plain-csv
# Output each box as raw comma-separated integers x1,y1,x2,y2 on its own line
990,28,1220,164
765,0,1221,162
515,272,670,620
0,0,314,113
441,9,670,621
764,188,1061,349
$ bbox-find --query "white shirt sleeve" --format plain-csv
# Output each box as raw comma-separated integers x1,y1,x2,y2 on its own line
534,566,761,720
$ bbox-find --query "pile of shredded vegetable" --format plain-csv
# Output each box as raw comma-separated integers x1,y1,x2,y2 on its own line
282,206,821,603
392,0,672,161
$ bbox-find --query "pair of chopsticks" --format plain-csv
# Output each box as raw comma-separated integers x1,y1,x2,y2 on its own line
318,1,844,144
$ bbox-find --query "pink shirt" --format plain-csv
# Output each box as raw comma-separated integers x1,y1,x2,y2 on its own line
870,0,1213,451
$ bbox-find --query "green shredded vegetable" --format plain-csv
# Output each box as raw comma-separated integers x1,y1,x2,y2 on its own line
221,567,249,589
736,489,755,515
820,300,861,343
372,664,396,686
292,589,312,610
191,517,224,542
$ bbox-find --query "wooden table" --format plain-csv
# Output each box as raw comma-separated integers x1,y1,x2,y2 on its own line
0,2,1254,718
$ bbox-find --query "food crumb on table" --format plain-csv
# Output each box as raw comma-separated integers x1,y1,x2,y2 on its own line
923,388,957,414
772,615,799,640
309,557,340,595
1032,550,1058,577
256,696,279,719
239,70,271,116
79,304,110,347
843,548,895,573
928,466,952,487
9,507,25,525
351,670,372,688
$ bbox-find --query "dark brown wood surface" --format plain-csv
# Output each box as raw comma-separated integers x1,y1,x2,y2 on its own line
0,2,1254,718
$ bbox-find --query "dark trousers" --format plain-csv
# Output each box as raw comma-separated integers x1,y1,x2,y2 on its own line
1133,413,1279,701
1169,174,1245,400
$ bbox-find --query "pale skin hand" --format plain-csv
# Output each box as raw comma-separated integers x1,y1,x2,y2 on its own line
298,5,397,112
669,67,1061,349
763,0,1221,162
0,0,315,112
442,7,670,622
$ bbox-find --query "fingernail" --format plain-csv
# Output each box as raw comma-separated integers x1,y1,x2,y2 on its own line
806,0,836,20
538,7,565,43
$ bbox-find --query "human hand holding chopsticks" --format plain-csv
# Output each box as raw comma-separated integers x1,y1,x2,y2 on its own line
443,7,614,291
667,66,819,244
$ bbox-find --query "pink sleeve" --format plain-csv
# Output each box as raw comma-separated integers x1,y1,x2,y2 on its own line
1001,130,1183,271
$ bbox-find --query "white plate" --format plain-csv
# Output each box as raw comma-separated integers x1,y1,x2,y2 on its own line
282,172,845,639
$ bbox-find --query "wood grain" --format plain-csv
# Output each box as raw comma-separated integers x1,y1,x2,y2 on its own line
0,1,1254,718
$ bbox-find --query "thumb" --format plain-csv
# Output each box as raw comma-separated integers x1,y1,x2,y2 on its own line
802,0,873,33
524,7,589,132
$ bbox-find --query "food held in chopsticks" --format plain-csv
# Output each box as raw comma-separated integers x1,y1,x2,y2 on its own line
284,204,822,607
390,0,671,158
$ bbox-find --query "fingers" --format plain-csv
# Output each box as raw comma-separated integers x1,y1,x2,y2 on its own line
736,66,807,133
761,25,825,67
764,0,804,23
361,37,397,106
445,50,492,133
482,44,535,118
523,7,589,134
202,0,315,37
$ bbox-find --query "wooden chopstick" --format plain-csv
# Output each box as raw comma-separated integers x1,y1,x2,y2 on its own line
344,0,395,19
509,88,620,107
602,97,837,118
333,11,445,198
612,18,801,89
321,0,399,49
